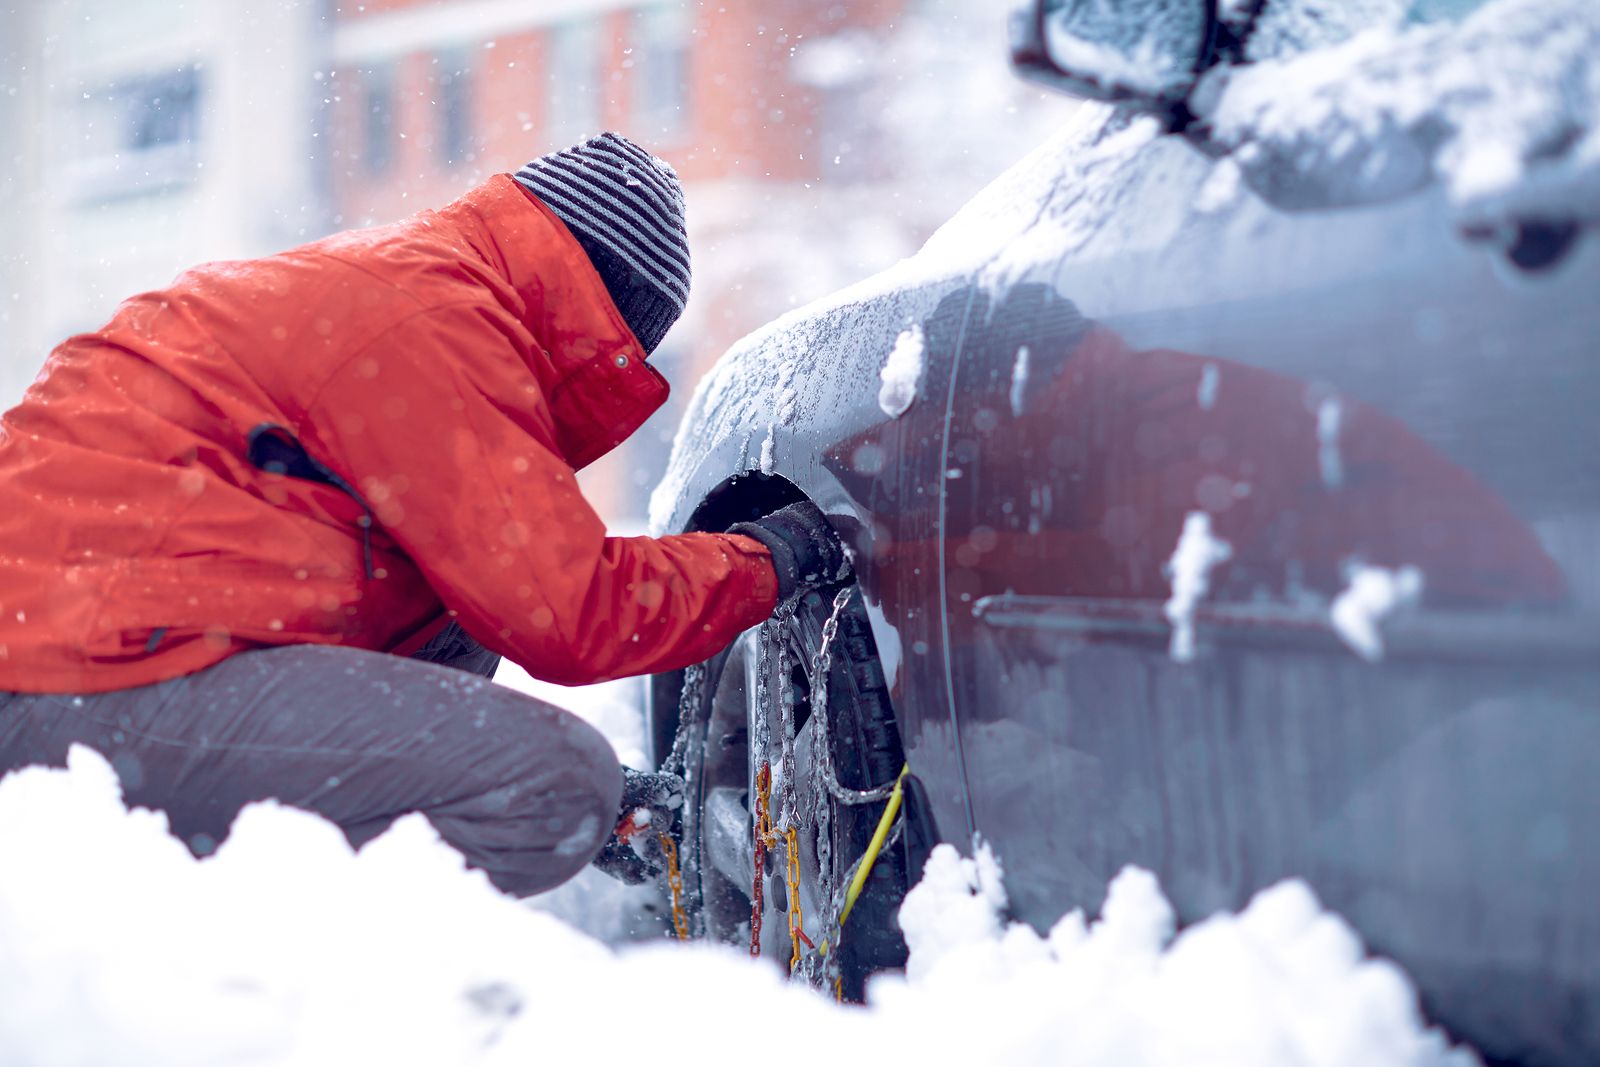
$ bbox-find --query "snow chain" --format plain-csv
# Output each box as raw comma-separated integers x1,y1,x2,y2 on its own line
663,586,906,988
774,589,905,988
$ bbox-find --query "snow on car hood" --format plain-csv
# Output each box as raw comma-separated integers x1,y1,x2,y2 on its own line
1193,0,1600,214
0,748,1479,1066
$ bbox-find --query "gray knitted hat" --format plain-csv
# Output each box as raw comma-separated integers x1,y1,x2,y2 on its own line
514,132,690,354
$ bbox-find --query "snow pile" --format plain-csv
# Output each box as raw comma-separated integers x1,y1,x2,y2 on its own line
1163,512,1234,663
0,748,841,1067
0,750,1477,1066
1331,563,1425,661
1199,0,1600,209
879,846,1476,1067
877,324,926,418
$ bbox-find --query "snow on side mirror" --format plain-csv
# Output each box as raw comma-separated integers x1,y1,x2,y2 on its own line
1010,0,1218,121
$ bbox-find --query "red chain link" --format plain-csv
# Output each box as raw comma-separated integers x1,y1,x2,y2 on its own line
751,761,775,956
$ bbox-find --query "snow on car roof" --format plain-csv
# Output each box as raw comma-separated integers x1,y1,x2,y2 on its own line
1198,0,1600,208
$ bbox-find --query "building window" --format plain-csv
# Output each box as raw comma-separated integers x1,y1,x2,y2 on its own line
69,66,202,200
127,67,200,151
546,19,601,148
363,64,395,177
435,48,474,168
633,5,692,143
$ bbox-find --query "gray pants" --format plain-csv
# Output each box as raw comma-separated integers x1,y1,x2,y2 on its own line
0,632,622,897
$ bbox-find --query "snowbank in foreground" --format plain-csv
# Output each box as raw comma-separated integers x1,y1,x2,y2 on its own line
0,749,1477,1067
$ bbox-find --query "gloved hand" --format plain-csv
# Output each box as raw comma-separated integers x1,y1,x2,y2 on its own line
590,766,686,885
728,501,852,602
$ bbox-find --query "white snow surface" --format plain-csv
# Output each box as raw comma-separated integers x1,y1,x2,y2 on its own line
1331,563,1426,661
1163,512,1234,663
1045,33,1189,98
1200,0,1600,208
0,749,1477,1066
1010,345,1032,417
1218,0,1261,32
1317,395,1345,490
1197,362,1220,410
878,324,926,418
1245,0,1410,59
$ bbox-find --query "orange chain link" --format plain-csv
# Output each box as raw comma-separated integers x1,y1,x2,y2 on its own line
785,824,813,971
754,761,813,971
656,832,689,941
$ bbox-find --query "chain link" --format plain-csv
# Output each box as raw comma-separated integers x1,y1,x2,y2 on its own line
751,760,775,956
662,659,708,939
812,810,905,984
785,825,813,972
693,588,901,990
661,661,706,778
772,600,812,974
776,610,800,836
807,589,899,807
748,605,792,958
657,832,689,941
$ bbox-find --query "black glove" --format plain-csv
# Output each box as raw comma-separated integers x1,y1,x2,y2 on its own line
590,767,686,885
728,501,852,602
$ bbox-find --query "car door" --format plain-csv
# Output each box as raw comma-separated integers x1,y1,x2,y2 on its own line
937,111,1600,1063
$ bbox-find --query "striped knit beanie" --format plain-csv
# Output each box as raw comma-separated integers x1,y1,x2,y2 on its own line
514,132,690,354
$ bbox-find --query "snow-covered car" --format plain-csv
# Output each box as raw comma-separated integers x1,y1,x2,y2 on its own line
647,1,1599,1060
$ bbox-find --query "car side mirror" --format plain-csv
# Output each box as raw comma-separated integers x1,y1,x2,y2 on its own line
1009,0,1223,121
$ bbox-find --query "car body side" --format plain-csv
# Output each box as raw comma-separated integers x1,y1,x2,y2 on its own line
650,22,1600,1063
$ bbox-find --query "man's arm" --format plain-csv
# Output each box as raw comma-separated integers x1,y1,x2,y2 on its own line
300,304,779,685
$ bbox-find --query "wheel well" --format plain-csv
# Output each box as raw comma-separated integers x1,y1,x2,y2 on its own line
683,471,809,534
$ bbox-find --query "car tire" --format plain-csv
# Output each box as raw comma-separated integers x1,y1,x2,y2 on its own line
663,582,910,1000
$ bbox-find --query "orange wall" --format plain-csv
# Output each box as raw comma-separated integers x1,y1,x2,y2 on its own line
328,0,909,202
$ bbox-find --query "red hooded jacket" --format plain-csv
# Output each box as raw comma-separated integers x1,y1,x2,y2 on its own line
0,175,778,694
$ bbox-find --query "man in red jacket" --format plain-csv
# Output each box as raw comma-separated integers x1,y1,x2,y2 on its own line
0,132,844,895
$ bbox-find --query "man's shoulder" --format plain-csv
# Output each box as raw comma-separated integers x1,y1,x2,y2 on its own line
294,211,489,306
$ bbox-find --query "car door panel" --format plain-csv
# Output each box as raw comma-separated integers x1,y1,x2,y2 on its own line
941,127,1599,1064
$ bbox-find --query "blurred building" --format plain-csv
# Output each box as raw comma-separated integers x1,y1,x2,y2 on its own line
1,0,1068,525
321,0,922,523
0,0,326,404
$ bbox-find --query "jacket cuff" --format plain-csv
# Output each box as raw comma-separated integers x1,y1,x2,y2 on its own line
723,532,783,613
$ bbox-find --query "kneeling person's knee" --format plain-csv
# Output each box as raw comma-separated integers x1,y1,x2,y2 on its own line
435,707,622,898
